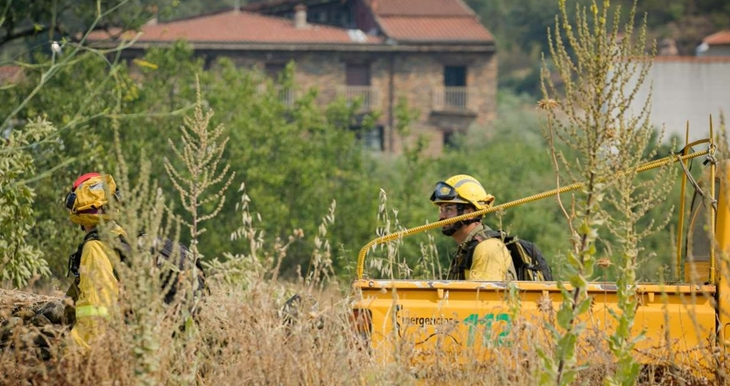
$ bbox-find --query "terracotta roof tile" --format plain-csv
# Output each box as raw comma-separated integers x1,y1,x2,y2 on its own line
368,0,474,16
0,65,23,83
704,30,730,45
377,16,493,42
88,11,382,44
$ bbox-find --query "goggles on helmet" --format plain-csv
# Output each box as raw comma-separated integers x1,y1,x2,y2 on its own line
430,181,459,202
64,191,77,210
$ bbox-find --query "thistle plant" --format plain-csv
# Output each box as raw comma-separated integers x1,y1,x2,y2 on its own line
164,75,235,256
538,0,666,385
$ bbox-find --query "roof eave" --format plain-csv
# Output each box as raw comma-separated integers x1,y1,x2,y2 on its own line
97,40,495,53
388,39,494,45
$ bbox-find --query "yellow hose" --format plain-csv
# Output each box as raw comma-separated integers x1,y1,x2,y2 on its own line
356,149,711,279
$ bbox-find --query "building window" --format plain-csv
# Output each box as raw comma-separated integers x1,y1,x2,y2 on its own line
346,63,370,86
442,65,469,110
350,125,384,151
265,63,286,80
330,10,352,28
444,65,467,87
443,131,457,149
342,63,375,109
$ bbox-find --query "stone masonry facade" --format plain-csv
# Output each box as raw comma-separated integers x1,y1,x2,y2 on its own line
94,0,498,155
222,49,497,155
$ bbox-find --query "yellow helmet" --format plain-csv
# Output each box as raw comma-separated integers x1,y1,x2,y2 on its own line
65,173,119,227
430,174,495,211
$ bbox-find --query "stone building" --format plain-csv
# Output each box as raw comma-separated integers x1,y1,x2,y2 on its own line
88,0,497,154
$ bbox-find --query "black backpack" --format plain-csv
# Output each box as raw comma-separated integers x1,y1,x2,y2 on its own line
67,230,207,305
459,230,553,281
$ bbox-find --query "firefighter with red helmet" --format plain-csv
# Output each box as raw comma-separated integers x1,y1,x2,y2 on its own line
64,172,125,350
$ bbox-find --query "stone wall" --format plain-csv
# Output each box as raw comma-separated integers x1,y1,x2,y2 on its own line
158,47,497,155
386,51,497,155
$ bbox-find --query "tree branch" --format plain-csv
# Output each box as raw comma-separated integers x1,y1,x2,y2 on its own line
0,24,66,47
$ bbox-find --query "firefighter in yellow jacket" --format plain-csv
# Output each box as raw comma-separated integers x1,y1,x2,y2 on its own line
65,172,125,350
430,174,516,281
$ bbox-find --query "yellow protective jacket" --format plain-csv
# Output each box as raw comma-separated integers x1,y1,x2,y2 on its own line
448,224,517,281
68,225,125,350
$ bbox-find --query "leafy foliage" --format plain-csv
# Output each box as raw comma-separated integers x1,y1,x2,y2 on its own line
1,36,686,288
0,1,720,385
0,119,53,287
1,1,163,53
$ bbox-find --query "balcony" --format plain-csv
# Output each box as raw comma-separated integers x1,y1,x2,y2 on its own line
256,84,298,108
432,87,478,113
336,85,381,111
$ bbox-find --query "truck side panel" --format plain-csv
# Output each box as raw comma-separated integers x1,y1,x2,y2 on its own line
351,280,716,370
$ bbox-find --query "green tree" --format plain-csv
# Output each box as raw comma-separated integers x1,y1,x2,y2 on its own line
0,119,54,287
0,51,133,277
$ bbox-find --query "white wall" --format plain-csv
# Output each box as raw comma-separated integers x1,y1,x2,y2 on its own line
626,58,730,142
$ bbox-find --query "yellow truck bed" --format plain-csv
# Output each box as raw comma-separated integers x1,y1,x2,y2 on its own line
351,279,717,370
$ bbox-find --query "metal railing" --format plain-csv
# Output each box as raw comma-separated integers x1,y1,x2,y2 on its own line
336,85,381,110
432,87,477,112
256,84,298,107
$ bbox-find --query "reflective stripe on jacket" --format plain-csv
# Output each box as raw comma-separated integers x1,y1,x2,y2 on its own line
75,305,109,318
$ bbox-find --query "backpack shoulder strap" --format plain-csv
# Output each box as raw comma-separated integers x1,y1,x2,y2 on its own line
68,230,100,276
482,230,504,241
85,229,130,261
84,229,100,242
458,229,497,276
481,230,533,280
477,229,553,281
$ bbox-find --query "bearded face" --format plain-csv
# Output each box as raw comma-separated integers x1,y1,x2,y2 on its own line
441,222,460,236
438,204,461,236
438,203,481,236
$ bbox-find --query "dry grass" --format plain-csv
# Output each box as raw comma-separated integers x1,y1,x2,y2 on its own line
0,278,717,386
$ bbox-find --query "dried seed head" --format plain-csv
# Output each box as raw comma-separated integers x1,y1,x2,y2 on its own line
537,98,559,111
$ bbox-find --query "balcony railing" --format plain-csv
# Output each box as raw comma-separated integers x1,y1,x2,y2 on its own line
432,87,478,112
256,84,298,107
336,85,381,111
